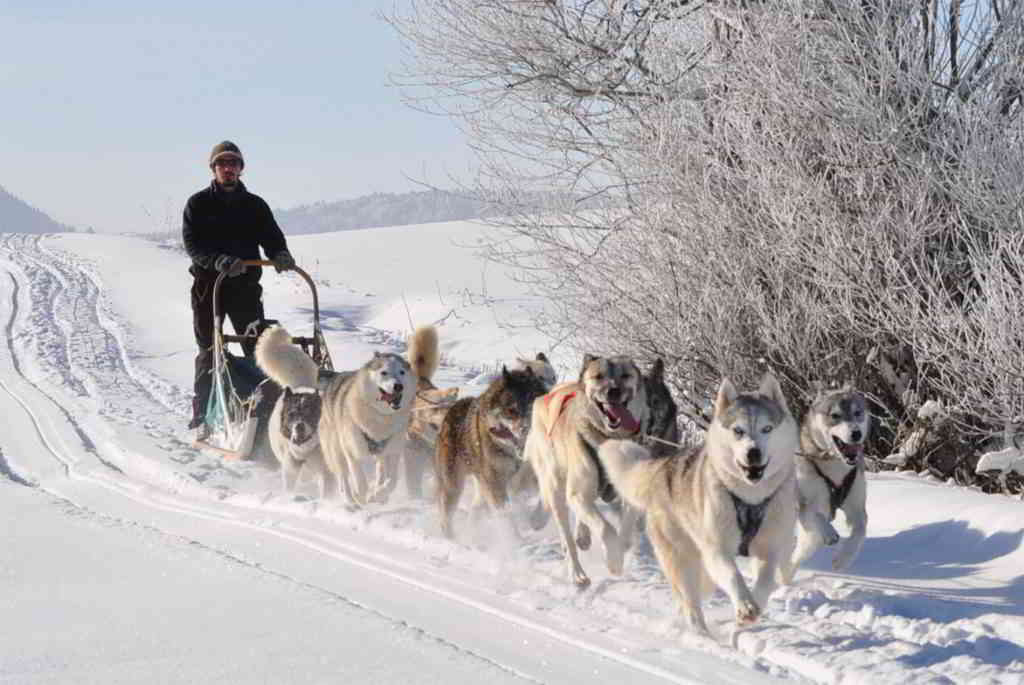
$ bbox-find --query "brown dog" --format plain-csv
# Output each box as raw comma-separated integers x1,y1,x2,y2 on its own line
434,366,548,539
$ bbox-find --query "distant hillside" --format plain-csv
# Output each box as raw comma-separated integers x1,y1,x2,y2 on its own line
275,189,488,235
0,185,73,234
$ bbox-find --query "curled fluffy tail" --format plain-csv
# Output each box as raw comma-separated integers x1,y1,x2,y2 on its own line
254,326,318,389
408,325,440,382
598,439,659,511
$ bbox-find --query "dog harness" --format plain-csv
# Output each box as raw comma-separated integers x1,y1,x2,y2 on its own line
728,484,782,557
545,390,578,437
360,429,391,455
810,461,859,520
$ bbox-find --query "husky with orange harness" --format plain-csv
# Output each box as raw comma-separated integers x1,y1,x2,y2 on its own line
522,354,649,589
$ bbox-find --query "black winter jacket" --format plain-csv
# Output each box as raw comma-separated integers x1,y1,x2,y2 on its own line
182,180,289,284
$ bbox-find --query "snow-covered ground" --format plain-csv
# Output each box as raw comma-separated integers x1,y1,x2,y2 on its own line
0,227,1021,684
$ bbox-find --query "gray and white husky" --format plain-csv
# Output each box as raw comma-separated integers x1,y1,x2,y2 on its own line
319,327,437,508
600,374,799,634
255,326,330,496
782,386,870,581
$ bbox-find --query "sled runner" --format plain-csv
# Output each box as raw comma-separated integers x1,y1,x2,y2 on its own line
192,259,334,460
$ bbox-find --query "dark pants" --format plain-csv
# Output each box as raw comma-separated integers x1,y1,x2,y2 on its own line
190,277,265,426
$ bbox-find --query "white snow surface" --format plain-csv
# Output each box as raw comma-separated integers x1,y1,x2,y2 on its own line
0,228,1021,684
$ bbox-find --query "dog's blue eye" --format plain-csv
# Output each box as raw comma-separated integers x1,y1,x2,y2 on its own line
761,425,773,434
733,426,745,437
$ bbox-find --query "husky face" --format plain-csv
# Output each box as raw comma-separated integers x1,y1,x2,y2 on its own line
484,366,548,447
710,374,798,484
367,352,413,412
809,387,869,466
580,354,646,435
280,387,322,446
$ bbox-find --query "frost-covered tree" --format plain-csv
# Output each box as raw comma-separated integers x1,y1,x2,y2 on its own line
391,0,1024,490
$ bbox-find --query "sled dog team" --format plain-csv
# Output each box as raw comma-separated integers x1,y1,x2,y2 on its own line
254,324,870,636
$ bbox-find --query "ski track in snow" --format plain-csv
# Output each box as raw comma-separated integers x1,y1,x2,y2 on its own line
0,234,1021,685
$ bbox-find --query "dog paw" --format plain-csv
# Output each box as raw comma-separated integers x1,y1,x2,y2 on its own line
572,571,591,590
605,543,625,576
735,599,761,626
576,523,591,551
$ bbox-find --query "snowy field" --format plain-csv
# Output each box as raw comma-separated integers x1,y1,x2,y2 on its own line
0,227,1021,684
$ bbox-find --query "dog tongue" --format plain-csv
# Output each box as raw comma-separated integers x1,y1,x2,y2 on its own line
841,443,863,459
607,404,641,434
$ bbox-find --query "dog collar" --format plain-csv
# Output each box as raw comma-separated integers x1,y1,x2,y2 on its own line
292,386,317,395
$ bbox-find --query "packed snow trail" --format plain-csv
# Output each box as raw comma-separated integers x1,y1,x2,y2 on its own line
0,480,551,685
0,235,772,684
0,231,1021,684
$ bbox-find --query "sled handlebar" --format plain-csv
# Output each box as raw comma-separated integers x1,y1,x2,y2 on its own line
211,260,324,355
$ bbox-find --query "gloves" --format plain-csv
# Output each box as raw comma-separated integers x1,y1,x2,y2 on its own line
213,254,246,278
271,250,296,273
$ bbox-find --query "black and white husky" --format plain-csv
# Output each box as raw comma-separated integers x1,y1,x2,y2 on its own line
254,326,328,496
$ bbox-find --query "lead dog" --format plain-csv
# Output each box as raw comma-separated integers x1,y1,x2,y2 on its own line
523,354,649,589
599,374,799,634
782,385,870,581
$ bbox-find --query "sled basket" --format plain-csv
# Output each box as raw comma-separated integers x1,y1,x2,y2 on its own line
192,259,333,460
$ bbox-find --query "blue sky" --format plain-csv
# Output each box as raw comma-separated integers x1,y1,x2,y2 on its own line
0,1,472,233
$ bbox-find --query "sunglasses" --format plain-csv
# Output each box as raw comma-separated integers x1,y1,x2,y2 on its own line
213,158,242,168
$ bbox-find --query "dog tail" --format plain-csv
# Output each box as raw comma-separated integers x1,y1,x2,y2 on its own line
254,326,319,389
598,439,658,511
408,325,440,381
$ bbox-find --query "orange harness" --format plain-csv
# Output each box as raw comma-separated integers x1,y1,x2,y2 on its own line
544,389,577,438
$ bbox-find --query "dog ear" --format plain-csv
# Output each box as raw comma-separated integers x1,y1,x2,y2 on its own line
580,353,600,382
501,365,511,381
714,377,737,417
536,352,549,363
759,372,791,414
648,358,665,382
283,386,293,399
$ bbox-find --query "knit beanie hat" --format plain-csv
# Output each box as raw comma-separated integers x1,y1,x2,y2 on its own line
209,140,244,168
